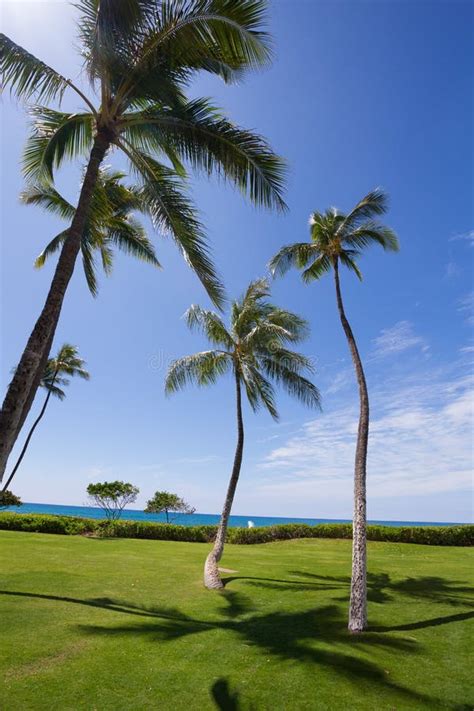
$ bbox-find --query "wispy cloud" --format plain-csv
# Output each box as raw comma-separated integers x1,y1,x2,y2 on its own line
450,229,474,247
325,367,354,395
372,321,429,358
444,260,461,279
458,291,474,326
259,362,473,507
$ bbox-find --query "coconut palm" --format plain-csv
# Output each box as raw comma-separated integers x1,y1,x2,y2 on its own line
269,189,399,632
0,0,287,480
2,344,89,492
166,278,320,589
24,168,160,296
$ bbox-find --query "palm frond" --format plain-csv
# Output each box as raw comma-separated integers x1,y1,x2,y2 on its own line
107,217,162,268
165,350,231,394
113,0,271,109
261,359,321,409
81,240,99,296
185,305,234,347
301,254,332,283
339,252,363,281
20,184,76,222
337,188,388,234
23,108,94,181
343,222,399,252
119,141,224,307
240,361,278,419
266,308,309,342
0,33,70,103
269,243,316,277
124,99,286,211
262,348,315,375
34,230,69,269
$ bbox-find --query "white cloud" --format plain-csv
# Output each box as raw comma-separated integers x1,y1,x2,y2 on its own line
258,362,474,514
325,367,354,395
444,260,461,279
372,321,429,358
458,291,474,326
450,229,474,247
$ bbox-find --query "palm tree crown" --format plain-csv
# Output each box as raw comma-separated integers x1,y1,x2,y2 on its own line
269,189,399,282
22,169,160,296
1,0,287,307
41,343,90,400
166,278,321,417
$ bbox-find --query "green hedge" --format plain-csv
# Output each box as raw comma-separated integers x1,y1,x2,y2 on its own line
0,512,472,546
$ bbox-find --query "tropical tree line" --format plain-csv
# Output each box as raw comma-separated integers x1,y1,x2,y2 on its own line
0,0,399,633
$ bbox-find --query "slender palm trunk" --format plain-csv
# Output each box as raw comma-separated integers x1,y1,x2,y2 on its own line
333,259,369,633
11,329,55,463
0,132,110,482
2,368,57,493
204,371,244,590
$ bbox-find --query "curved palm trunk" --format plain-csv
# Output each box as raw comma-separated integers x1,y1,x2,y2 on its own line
11,329,55,459
333,259,369,633
0,132,110,482
2,370,57,493
204,372,244,590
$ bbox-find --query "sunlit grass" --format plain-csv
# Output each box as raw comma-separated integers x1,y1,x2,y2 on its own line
1,531,473,710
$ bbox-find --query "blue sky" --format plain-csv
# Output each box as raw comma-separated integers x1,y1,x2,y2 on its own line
1,0,472,522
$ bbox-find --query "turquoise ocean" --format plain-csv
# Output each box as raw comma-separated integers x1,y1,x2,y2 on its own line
3,502,461,527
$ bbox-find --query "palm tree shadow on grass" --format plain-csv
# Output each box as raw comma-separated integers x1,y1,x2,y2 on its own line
1,587,472,709
73,598,469,709
226,571,474,609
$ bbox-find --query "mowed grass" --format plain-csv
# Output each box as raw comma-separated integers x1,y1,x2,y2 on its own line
0,531,473,710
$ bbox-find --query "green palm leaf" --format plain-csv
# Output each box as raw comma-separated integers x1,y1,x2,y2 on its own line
167,278,320,420
0,33,70,103
165,351,232,394
20,184,76,222
123,98,287,211
23,108,94,181
121,142,225,307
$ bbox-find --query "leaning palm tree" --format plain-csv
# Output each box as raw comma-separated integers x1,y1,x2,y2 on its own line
2,344,89,493
166,278,320,589
269,190,399,632
0,0,287,480
25,168,161,296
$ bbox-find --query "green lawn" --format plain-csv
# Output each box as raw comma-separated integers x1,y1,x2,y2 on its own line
1,531,473,710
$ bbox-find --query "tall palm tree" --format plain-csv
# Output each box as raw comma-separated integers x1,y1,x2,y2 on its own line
269,190,399,632
166,278,320,589
2,344,89,492
24,168,161,296
0,0,287,480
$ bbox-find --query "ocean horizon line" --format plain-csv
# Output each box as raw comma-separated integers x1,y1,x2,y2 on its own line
2,502,468,527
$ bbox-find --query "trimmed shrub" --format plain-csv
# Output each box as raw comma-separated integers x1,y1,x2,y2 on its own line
0,512,472,546
0,513,94,536
94,519,217,542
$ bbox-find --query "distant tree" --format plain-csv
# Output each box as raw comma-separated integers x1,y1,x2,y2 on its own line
87,481,139,520
0,490,22,510
2,344,89,493
145,491,195,523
